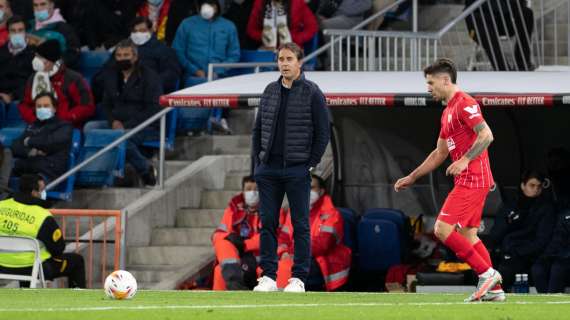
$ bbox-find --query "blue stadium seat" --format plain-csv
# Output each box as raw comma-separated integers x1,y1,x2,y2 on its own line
362,208,407,230
227,49,277,77
76,129,126,187
46,129,82,201
357,218,401,272
1,102,26,128
0,127,25,147
303,34,319,70
142,108,178,150
79,51,111,84
177,108,211,133
337,207,358,251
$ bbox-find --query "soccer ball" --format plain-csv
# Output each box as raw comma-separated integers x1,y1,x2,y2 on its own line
104,270,138,300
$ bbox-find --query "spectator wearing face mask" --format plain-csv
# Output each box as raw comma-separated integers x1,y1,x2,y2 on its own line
0,15,35,104
137,0,172,42
172,0,240,134
10,92,73,182
28,0,80,70
0,0,13,47
85,39,161,187
277,174,352,291
18,39,94,129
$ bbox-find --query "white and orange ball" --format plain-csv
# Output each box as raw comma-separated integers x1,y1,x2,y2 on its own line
104,270,138,300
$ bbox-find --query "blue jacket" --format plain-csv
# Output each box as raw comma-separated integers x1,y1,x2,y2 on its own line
172,15,240,76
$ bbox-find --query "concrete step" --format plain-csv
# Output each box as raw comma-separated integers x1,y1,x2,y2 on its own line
167,135,252,161
57,187,148,210
200,190,241,209
128,265,178,283
165,160,194,179
127,245,213,266
151,227,215,246
175,208,225,228
224,170,251,190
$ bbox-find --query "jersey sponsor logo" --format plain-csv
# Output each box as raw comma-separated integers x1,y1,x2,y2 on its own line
446,137,456,151
464,105,481,119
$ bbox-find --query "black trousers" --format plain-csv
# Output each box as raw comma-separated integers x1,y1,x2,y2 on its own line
531,257,570,293
0,253,86,288
254,162,311,282
496,255,533,291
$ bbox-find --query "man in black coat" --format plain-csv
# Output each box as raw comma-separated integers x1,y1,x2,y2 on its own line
252,42,330,293
0,15,35,103
489,171,556,291
85,39,161,186
10,91,72,182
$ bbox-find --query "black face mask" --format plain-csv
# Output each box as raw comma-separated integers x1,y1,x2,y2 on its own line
116,59,133,71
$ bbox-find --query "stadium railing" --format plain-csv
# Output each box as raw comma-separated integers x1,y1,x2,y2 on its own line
51,209,122,288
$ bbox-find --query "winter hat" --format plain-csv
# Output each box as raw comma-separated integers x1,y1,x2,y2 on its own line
36,39,62,62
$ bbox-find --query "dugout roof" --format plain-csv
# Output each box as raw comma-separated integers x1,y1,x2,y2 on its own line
160,71,570,108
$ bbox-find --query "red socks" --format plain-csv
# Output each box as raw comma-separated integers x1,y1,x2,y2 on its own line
443,231,490,275
473,240,502,290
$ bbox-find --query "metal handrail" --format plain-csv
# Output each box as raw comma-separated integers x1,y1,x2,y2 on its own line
207,0,409,79
45,107,172,192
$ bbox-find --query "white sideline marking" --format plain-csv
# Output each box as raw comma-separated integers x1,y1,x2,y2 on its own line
1,301,570,312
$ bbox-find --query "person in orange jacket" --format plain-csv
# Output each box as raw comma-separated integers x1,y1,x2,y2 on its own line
212,176,292,290
277,174,352,291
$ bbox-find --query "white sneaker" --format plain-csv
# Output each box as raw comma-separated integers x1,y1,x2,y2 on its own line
253,276,278,292
283,277,305,293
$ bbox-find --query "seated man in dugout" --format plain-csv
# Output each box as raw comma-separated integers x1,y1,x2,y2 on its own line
277,174,352,291
0,174,86,288
212,176,290,290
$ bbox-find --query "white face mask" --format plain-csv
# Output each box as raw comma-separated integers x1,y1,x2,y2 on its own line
309,190,321,207
32,56,45,72
40,190,47,200
200,4,215,20
130,32,152,46
244,190,259,207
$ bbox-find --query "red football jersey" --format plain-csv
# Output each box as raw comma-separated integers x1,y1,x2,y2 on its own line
439,91,494,189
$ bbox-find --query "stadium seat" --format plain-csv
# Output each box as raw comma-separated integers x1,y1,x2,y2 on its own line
227,49,277,77
1,102,26,128
142,108,178,150
76,129,126,187
79,51,111,84
357,218,401,272
362,208,412,262
0,236,46,288
46,129,82,201
0,127,25,147
177,108,211,134
337,207,358,251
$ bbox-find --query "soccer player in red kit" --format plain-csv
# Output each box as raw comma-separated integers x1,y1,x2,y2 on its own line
394,58,504,302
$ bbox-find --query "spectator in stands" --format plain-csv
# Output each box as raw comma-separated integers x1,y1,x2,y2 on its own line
130,16,181,93
0,15,35,104
0,0,13,47
277,174,351,291
11,92,73,182
18,39,94,128
172,0,240,134
531,205,570,293
246,0,318,50
224,0,257,49
212,176,261,290
137,0,171,42
87,39,160,187
465,0,534,71
76,0,140,50
164,0,200,45
317,0,371,30
0,174,86,288
489,170,556,291
28,0,80,69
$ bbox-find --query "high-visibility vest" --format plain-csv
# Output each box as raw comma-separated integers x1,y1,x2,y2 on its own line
0,198,53,268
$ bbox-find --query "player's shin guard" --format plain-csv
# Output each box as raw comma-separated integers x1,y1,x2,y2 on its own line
443,231,490,275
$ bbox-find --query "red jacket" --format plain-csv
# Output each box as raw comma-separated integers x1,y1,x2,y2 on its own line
280,195,352,291
19,66,95,128
0,24,7,47
246,0,318,47
138,0,171,42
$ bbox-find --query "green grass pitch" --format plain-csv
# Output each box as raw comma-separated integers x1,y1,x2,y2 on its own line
0,289,569,320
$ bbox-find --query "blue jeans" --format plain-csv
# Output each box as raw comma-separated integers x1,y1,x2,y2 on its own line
254,162,311,282
83,120,158,175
